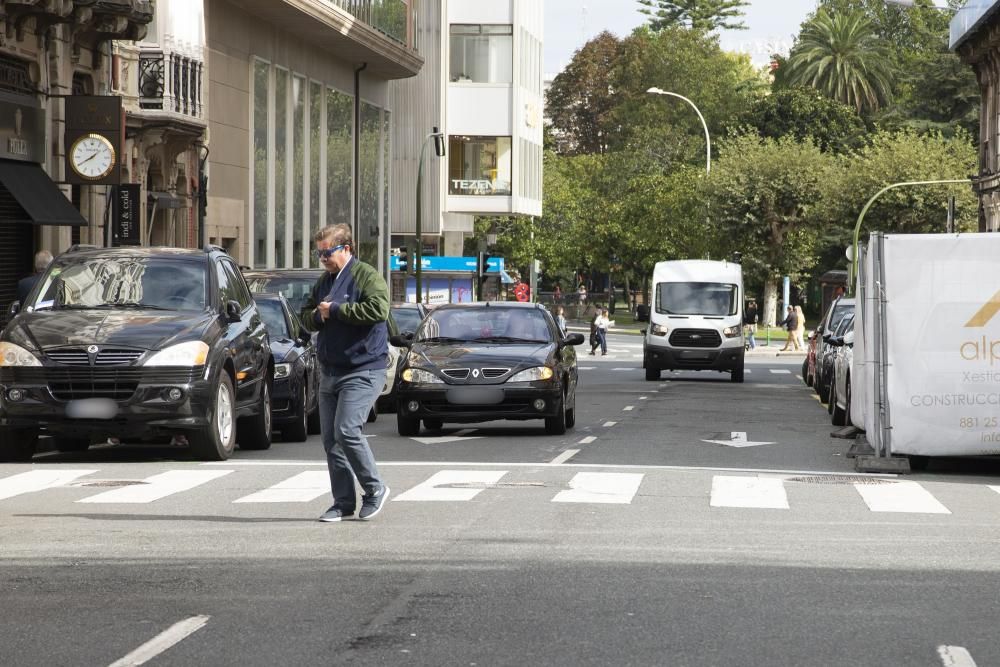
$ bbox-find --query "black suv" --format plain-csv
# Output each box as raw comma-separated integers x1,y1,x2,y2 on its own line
0,246,273,461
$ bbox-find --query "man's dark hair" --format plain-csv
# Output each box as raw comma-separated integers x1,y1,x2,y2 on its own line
314,223,352,249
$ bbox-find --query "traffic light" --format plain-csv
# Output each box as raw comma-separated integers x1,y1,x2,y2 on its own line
477,251,488,282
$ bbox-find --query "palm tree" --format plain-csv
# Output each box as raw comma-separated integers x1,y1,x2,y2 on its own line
781,9,895,115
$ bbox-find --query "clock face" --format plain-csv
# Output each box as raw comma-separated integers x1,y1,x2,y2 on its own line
70,134,116,180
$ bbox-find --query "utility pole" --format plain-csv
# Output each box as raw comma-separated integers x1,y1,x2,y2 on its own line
415,126,446,303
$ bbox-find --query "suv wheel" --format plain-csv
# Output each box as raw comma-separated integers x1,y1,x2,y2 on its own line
189,373,236,461
0,427,38,462
239,380,273,450
53,437,91,453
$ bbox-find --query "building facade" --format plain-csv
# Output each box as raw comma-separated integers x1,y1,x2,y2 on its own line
389,0,543,261
205,0,422,275
952,0,1000,232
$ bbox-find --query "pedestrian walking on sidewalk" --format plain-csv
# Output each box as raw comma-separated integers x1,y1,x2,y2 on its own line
554,305,568,337
302,223,391,523
794,305,806,350
779,306,800,351
743,299,758,350
590,308,612,355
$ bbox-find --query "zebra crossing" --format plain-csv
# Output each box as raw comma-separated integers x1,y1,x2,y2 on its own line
0,466,998,517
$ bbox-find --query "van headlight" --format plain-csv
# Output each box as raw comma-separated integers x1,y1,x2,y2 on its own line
0,342,41,367
650,324,669,337
508,366,554,382
723,326,741,338
401,368,443,384
145,341,210,367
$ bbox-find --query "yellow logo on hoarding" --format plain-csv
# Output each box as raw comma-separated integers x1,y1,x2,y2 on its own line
965,289,1000,328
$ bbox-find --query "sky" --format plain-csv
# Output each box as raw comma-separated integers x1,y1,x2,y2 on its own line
543,0,821,76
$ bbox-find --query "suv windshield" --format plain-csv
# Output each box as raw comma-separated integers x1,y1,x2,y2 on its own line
656,282,737,316
30,256,207,312
418,308,552,343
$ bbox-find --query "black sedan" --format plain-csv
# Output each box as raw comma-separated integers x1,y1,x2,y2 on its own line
254,293,319,441
391,302,429,336
391,302,585,436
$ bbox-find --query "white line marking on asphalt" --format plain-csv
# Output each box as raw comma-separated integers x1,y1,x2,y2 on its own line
393,470,507,501
854,480,951,514
0,470,98,501
770,369,792,374
410,429,481,444
603,421,617,427
613,368,633,371
232,471,329,503
795,375,803,381
988,486,1000,496
623,406,634,411
639,396,648,400
579,366,596,370
550,449,580,465
938,645,978,667
577,436,597,444
710,476,789,509
107,615,210,667
77,470,233,504
552,472,644,504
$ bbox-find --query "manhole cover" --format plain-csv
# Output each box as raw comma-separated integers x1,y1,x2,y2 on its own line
787,476,893,485
442,482,547,489
71,480,149,488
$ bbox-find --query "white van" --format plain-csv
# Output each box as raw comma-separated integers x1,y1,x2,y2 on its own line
643,260,745,382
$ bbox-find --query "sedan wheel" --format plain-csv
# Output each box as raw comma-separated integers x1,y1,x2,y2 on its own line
545,398,567,435
0,427,38,462
239,380,273,450
282,383,308,443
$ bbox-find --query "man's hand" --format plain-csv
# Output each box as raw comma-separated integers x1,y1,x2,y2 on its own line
317,300,334,321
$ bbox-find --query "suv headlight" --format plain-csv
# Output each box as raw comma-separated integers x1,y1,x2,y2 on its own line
274,363,291,379
723,326,741,338
0,342,41,367
401,368,443,384
508,366,554,382
650,324,669,337
145,341,210,367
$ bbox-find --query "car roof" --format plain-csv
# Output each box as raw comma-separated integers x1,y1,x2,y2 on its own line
431,302,545,311
58,246,210,261
243,269,324,277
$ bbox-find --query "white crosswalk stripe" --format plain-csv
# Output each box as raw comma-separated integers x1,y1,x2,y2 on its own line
0,469,98,501
233,471,330,503
393,470,507,502
552,472,644,504
76,470,234,504
711,476,789,509
854,480,951,514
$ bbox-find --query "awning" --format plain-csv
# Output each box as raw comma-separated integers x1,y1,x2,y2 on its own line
499,270,515,284
148,191,186,210
0,160,87,226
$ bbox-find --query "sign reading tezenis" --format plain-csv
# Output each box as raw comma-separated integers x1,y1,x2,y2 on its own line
114,184,141,246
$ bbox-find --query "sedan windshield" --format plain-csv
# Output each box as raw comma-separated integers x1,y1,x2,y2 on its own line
657,282,737,316
417,308,552,343
245,276,317,315
30,257,207,312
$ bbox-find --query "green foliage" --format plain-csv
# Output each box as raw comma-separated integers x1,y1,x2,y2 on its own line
733,87,866,153
637,0,750,32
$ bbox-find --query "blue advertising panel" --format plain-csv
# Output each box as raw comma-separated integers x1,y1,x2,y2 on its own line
390,255,504,273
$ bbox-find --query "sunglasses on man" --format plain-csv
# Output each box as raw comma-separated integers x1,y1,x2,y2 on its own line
315,244,348,260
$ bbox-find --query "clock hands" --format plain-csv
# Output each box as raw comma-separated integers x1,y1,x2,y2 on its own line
77,150,102,165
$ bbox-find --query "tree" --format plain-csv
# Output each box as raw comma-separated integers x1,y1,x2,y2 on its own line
637,0,750,32
780,9,895,114
545,32,623,155
733,87,866,153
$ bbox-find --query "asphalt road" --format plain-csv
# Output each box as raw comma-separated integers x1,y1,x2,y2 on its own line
3,332,1000,666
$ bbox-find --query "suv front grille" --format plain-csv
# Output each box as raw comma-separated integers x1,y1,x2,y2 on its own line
668,329,722,348
46,348,145,366
46,350,90,365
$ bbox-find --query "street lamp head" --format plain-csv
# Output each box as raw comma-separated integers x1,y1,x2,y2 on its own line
432,126,446,157
647,87,665,95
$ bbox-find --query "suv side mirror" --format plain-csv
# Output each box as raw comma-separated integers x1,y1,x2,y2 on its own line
8,301,20,317
225,300,242,322
389,334,413,348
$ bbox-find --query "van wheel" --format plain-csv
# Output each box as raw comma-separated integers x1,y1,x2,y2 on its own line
730,363,744,383
0,427,38,462
189,374,237,461
645,368,660,381
238,380,273,450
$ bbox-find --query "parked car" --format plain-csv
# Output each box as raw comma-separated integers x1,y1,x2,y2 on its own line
244,267,402,412
392,302,585,436
828,314,856,427
807,296,855,401
0,246,273,462
817,309,855,405
254,293,319,441
391,302,429,336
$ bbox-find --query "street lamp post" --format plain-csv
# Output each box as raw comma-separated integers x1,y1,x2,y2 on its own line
849,179,969,292
647,87,711,174
415,126,446,303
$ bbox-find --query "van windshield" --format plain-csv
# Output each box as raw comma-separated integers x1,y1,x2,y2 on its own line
656,282,737,316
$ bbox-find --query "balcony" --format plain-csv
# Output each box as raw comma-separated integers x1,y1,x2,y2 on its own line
330,0,408,46
138,48,205,123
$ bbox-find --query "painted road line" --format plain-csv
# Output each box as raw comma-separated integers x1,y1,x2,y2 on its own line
988,486,1000,496
613,368,633,372
552,472,644,504
393,470,507,502
233,471,329,503
603,421,618,427
639,396,648,400
0,469,98,501
854,480,951,514
623,406,634,411
550,449,580,465
770,369,792,374
938,645,978,667
710,476,788,509
577,436,597,444
108,615,210,667
77,470,233,504
579,366,596,370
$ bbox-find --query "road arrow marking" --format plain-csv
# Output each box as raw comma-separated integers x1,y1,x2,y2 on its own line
701,432,776,448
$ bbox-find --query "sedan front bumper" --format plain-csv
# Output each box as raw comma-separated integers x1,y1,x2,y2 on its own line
395,381,563,423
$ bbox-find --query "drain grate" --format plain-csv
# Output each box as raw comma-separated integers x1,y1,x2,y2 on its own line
71,480,149,488
442,482,547,489
787,476,894,485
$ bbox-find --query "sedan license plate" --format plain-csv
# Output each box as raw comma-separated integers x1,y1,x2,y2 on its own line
65,398,119,420
447,388,504,405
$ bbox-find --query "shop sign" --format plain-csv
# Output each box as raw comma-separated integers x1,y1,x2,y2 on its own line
0,100,45,163
114,184,142,246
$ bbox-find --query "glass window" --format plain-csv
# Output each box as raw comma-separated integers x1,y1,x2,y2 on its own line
257,299,291,339
215,259,237,307
418,307,552,343
655,282,738,316
448,136,512,195
222,260,253,310
359,102,381,266
327,87,353,228
309,81,322,268
449,24,512,83
252,60,269,268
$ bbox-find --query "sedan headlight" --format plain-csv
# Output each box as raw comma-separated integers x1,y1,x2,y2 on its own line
0,342,41,367
650,324,669,337
508,366,554,383
145,341,210,367
723,326,741,338
274,363,291,379
401,368,443,384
